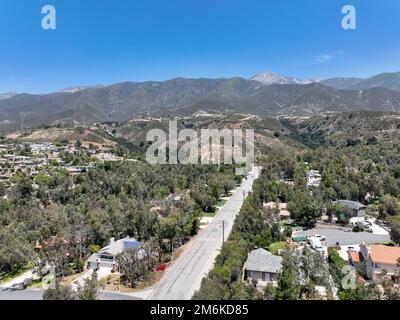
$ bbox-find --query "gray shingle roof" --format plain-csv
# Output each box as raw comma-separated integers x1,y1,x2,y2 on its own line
246,248,283,273
336,200,366,210
87,253,98,263
99,237,141,257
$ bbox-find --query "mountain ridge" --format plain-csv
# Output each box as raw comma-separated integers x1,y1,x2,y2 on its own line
322,71,400,91
2,75,400,131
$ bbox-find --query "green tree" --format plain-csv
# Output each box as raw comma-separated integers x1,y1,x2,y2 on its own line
75,272,98,300
379,195,400,218
43,282,75,300
263,283,276,300
288,192,321,227
276,251,301,300
117,244,158,288
389,216,400,244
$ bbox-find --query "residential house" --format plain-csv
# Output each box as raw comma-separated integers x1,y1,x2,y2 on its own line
359,243,400,281
66,167,83,175
263,202,291,220
244,248,282,289
93,153,124,162
306,170,322,189
87,237,142,271
336,200,367,218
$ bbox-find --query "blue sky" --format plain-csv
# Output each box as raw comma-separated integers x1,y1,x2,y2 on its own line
1,0,400,93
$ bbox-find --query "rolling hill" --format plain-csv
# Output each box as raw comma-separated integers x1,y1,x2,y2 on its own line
282,111,400,148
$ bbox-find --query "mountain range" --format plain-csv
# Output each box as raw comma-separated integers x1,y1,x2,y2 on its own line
1,71,400,131
252,70,400,91
321,72,400,91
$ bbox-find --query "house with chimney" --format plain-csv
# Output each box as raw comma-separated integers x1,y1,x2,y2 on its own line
349,243,400,282
87,237,142,271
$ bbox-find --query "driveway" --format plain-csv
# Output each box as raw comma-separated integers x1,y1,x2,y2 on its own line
367,219,389,235
72,267,113,290
293,227,391,247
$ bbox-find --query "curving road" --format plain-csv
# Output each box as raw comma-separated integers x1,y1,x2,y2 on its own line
148,166,261,300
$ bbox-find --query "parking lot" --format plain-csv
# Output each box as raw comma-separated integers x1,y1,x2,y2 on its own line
293,227,391,247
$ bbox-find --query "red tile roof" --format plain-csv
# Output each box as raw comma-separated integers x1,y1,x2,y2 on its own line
349,251,363,263
369,245,400,265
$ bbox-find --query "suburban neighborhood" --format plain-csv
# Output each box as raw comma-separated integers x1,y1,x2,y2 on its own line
2,0,400,308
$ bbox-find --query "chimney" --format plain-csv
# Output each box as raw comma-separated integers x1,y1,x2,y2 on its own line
360,242,370,261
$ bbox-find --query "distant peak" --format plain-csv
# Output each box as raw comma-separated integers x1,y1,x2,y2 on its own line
250,71,321,86
0,92,18,100
57,85,104,93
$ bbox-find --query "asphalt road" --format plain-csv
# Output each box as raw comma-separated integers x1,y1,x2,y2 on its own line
293,228,391,247
148,166,261,300
0,287,43,300
0,287,140,300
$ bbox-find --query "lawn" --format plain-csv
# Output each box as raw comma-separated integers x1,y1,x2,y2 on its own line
217,198,227,207
268,241,288,255
283,223,304,232
201,211,217,218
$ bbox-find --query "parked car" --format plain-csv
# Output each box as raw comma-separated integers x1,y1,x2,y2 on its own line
313,234,326,241
361,221,372,228
355,221,372,229
309,237,326,255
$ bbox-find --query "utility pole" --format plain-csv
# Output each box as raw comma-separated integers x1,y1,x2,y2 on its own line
171,240,174,262
222,220,225,245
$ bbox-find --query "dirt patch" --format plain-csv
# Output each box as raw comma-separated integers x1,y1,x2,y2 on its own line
173,243,188,260
100,271,164,293
18,128,116,147
62,272,87,286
